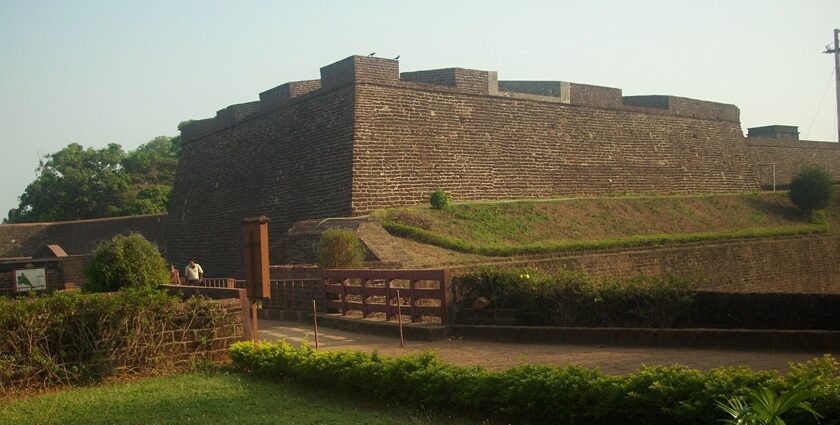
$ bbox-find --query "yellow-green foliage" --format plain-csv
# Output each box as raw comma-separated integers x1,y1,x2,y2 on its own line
318,229,364,269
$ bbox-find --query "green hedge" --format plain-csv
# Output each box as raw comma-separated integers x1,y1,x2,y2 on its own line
230,342,840,425
0,288,230,394
383,221,827,257
454,268,696,327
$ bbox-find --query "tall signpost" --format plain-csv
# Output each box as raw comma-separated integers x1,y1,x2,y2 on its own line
242,216,271,343
824,28,840,143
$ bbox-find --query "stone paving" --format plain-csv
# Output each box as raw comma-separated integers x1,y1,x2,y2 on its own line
258,319,838,374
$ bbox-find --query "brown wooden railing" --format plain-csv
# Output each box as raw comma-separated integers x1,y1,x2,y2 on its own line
197,278,245,289
190,278,321,310
323,269,453,324
264,279,323,310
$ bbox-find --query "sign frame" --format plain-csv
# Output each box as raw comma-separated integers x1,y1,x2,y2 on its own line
13,268,47,292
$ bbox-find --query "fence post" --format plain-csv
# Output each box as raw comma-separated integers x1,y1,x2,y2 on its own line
341,278,348,316
396,289,405,348
441,270,453,325
409,279,418,323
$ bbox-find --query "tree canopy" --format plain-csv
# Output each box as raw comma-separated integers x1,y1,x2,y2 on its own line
5,136,180,223
789,166,834,214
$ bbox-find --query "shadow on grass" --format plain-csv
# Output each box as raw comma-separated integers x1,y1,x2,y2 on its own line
742,195,804,222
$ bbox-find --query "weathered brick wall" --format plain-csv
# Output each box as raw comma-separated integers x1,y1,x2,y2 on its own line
469,235,840,294
747,137,840,188
0,214,165,258
0,223,48,258
166,83,356,277
569,83,623,108
351,81,758,213
167,55,840,279
623,95,740,122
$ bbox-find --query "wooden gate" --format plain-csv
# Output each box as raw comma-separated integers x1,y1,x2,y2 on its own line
322,269,453,324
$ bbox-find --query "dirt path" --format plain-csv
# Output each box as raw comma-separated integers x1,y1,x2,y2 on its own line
258,320,836,375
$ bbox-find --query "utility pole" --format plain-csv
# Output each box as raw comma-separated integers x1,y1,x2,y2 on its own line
824,29,840,142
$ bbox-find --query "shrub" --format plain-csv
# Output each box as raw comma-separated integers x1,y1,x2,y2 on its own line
0,288,233,393
454,268,696,327
318,228,364,269
789,167,833,213
429,189,451,209
84,233,168,293
229,342,839,425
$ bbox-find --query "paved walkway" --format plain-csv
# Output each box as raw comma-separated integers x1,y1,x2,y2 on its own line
258,320,838,375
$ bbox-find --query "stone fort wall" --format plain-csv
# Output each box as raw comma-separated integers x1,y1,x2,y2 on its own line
5,56,838,285
0,214,165,258
747,137,840,189
170,56,765,276
165,78,356,276
351,58,756,213
468,234,840,294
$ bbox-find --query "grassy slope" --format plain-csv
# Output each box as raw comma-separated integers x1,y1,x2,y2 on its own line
375,192,827,256
0,371,482,425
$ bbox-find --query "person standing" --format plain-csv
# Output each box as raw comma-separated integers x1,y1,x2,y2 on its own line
184,259,204,285
169,264,181,285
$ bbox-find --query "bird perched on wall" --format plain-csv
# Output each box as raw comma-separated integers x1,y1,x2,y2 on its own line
393,55,400,60
368,52,375,56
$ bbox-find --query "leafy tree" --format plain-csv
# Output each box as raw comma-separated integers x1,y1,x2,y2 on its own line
15,143,129,222
84,233,168,292
9,136,180,223
121,185,172,215
789,167,833,214
3,208,21,224
122,136,179,186
120,136,179,214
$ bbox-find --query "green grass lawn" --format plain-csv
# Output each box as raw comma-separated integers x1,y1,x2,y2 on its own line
375,192,830,256
0,371,485,425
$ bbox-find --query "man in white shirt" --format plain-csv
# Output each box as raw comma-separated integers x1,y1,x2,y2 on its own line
185,259,204,284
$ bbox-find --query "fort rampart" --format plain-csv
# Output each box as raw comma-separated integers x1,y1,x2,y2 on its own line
167,55,775,276
4,56,838,282
476,234,840,294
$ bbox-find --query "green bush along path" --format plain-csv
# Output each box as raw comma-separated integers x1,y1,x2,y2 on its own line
230,342,840,425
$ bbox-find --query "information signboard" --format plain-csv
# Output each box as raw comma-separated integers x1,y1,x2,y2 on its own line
15,268,46,292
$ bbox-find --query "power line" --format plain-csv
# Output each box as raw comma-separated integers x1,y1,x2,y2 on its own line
805,66,835,139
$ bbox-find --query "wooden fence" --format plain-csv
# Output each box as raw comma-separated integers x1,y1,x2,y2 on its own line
194,270,453,323
263,278,324,310
198,278,245,289
322,269,453,324
192,278,321,311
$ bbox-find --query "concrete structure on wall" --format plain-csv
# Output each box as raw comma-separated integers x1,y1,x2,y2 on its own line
745,125,840,189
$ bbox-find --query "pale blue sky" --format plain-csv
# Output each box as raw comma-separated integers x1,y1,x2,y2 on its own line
1,0,839,217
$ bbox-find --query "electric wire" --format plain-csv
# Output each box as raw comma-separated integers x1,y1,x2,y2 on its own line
804,66,835,140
